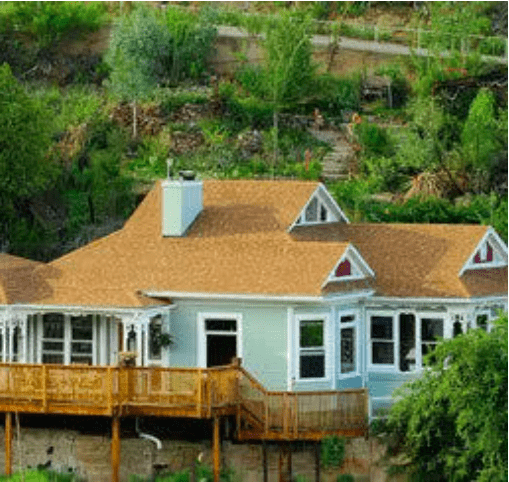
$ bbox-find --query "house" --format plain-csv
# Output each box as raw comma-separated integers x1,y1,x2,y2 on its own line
0,177,507,479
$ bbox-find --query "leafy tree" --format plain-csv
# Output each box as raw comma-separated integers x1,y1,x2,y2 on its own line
461,88,505,174
377,314,508,482
258,12,315,170
0,63,55,222
105,7,169,139
106,6,216,139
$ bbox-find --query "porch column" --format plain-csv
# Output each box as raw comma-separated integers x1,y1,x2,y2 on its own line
213,416,221,482
111,415,121,482
5,412,12,476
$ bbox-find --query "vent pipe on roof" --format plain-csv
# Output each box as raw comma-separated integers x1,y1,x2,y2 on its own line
161,174,203,237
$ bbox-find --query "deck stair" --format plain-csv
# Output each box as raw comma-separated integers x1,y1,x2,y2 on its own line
0,362,368,441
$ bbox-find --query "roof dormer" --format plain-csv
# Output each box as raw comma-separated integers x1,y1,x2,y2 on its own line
290,184,348,230
322,244,375,287
459,227,508,276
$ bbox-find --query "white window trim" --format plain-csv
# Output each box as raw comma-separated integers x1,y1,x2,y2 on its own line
295,313,330,382
367,311,398,372
197,312,243,369
474,309,492,332
337,310,360,378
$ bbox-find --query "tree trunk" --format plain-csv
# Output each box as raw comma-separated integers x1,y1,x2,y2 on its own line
273,109,279,178
132,101,138,140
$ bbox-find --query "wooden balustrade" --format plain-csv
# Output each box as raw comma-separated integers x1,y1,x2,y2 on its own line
0,363,368,439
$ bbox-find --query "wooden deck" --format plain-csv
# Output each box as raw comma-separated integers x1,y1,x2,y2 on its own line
0,363,368,440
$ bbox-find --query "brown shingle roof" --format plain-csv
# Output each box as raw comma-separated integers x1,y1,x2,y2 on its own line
292,223,507,298
4,181,505,307
0,254,44,304
27,180,352,307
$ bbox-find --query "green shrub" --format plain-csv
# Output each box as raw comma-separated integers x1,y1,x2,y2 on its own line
321,435,346,469
337,475,355,482
355,123,394,157
0,2,107,48
313,74,361,117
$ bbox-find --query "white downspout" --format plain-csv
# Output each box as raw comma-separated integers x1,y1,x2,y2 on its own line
135,417,162,450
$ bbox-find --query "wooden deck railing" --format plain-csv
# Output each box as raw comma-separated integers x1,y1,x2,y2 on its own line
0,363,368,440
236,367,367,440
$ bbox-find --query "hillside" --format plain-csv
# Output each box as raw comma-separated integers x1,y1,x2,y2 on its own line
0,1,507,261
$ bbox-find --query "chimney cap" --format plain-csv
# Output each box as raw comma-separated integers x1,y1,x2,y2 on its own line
179,170,196,181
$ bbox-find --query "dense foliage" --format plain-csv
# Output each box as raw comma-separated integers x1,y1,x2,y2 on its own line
376,315,508,482
0,64,56,226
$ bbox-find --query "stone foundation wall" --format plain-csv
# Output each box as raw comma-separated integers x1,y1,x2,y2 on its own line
0,425,406,482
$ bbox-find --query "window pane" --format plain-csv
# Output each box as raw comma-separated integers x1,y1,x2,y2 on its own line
71,355,92,365
476,314,488,331
300,320,323,348
43,314,64,339
340,328,355,373
371,317,393,340
305,197,318,222
340,315,355,324
42,354,63,364
335,259,351,277
399,314,415,372
43,342,64,352
372,342,394,364
149,316,162,360
72,342,92,354
205,319,236,332
300,353,325,378
421,319,443,342
320,204,328,222
71,315,93,340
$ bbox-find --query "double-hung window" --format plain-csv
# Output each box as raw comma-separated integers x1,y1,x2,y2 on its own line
339,313,357,375
421,318,444,358
298,317,326,379
370,315,395,367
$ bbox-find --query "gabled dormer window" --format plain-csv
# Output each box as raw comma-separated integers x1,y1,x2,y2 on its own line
459,228,508,276
323,244,375,286
290,184,349,230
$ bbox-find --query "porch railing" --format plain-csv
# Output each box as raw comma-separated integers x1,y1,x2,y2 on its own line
0,363,368,439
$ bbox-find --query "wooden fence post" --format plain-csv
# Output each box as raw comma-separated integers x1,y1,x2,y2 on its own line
5,412,12,476
213,416,221,482
262,441,268,482
111,415,121,482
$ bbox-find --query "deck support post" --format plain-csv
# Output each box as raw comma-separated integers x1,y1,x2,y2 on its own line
213,416,221,482
287,443,292,481
111,415,121,482
262,441,268,482
314,441,321,482
5,412,12,476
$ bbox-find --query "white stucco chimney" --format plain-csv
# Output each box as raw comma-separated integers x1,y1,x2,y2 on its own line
161,174,203,237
